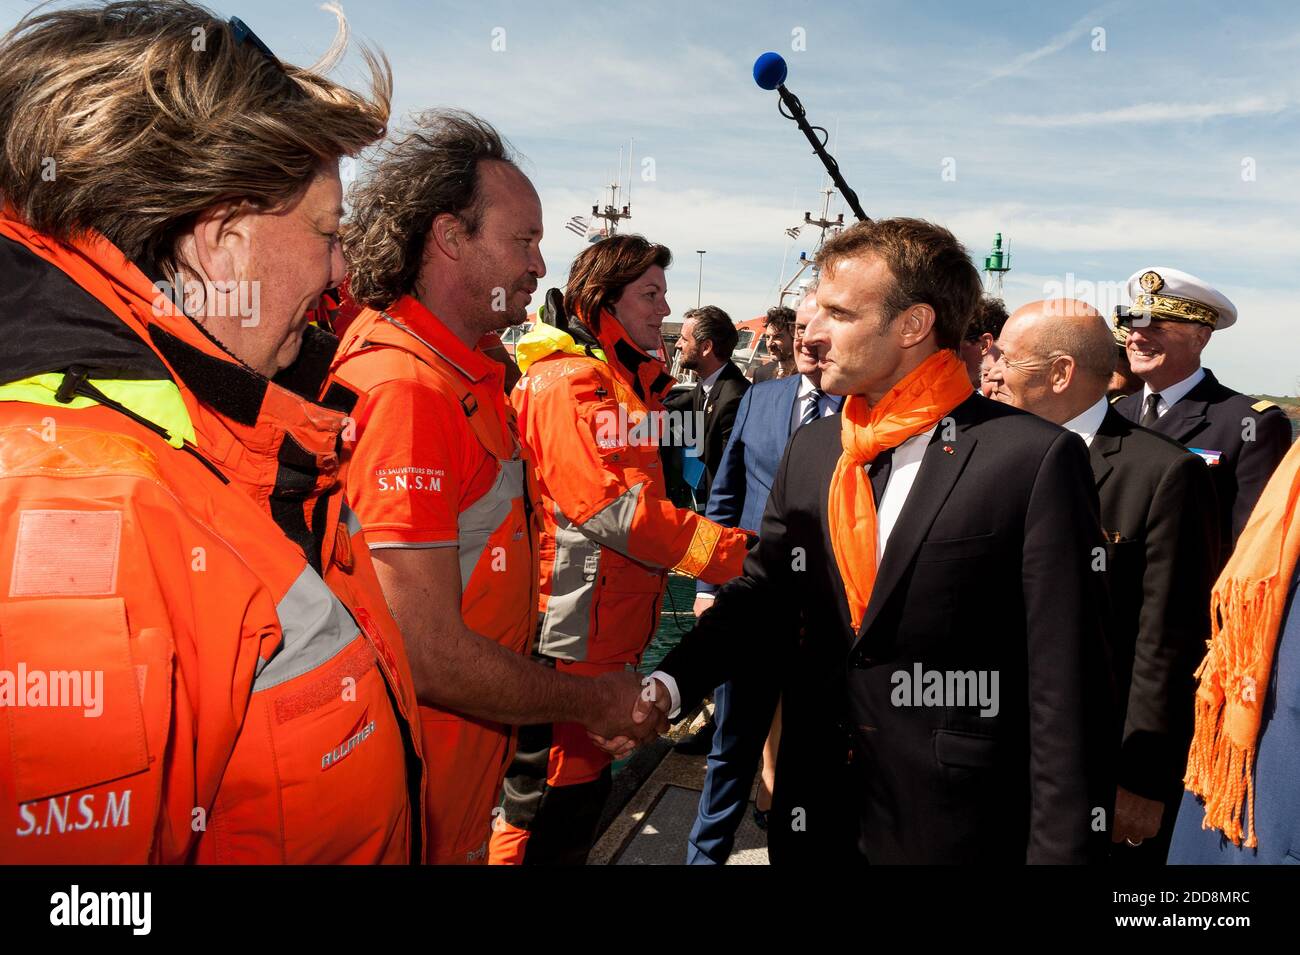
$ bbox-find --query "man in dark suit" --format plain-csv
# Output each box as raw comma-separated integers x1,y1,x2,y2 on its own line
630,218,1116,864
988,299,1220,864
667,305,749,508
686,293,843,864
1113,267,1291,553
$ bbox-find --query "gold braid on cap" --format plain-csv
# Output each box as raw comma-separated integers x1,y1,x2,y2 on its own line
1128,292,1219,328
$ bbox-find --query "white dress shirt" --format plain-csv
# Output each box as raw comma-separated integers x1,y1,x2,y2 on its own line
795,375,838,419
698,364,724,399
1142,366,1205,419
650,422,939,718
1061,396,1110,448
874,425,936,562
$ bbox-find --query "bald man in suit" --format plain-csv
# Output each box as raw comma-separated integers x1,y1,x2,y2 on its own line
987,299,1220,862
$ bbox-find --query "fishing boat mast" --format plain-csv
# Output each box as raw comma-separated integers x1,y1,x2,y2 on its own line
777,184,846,305
592,142,633,238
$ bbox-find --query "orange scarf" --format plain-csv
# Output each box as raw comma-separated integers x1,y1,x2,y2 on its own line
829,349,973,631
1184,438,1300,847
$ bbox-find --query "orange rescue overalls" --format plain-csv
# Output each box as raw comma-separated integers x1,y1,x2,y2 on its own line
329,296,539,864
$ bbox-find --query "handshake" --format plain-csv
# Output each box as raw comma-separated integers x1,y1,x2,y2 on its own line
584,671,673,760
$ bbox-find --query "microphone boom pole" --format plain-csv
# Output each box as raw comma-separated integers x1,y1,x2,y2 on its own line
753,52,869,223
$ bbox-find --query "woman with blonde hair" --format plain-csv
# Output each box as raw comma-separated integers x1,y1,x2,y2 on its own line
0,1,425,864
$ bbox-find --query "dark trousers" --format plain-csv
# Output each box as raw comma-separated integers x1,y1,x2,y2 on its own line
497,721,613,865
767,678,860,866
686,672,782,864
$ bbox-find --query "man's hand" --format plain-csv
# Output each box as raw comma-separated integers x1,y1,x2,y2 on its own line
633,676,672,727
584,670,664,746
1111,785,1164,846
692,595,713,618
586,675,671,760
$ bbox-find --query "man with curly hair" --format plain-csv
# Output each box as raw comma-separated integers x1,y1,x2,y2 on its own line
328,110,658,864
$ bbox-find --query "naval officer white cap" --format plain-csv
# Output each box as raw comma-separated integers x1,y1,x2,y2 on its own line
1115,266,1237,332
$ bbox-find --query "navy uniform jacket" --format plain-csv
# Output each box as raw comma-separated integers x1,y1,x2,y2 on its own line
1115,369,1291,551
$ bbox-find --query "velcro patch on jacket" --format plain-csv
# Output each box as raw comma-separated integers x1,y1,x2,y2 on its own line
272,640,376,725
10,510,120,597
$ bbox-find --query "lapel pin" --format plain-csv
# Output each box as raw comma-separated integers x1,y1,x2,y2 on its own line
942,445,954,454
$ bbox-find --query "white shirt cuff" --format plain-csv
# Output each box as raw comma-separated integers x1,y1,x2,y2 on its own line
694,592,716,601
644,671,682,720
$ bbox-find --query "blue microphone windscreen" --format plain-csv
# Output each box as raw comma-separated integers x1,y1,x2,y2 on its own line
753,52,787,90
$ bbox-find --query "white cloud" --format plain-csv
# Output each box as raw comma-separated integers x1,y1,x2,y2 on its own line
933,202,1300,260
1202,287,1300,396
532,185,809,322
971,2,1122,90
1001,94,1292,128
988,274,1299,396
388,42,758,137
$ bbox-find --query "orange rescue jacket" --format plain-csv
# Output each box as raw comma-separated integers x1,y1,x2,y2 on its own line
512,307,750,675
329,298,540,863
0,215,425,864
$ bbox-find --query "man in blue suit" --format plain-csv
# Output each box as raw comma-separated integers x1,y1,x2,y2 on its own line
686,294,842,865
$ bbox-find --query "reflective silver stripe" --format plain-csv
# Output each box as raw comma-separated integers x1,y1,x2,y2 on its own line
340,500,363,537
368,540,457,550
575,483,643,556
535,505,599,660
456,457,525,595
255,565,362,691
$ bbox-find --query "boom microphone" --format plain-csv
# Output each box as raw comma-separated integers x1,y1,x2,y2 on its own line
752,52,869,223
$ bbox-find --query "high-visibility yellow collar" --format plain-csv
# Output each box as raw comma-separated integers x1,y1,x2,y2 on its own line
514,322,606,375
0,373,195,449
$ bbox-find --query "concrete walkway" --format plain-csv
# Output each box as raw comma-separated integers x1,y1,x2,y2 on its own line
590,709,770,866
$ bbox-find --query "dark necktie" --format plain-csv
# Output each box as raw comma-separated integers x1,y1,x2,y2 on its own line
868,447,894,507
800,389,824,428
1140,392,1161,428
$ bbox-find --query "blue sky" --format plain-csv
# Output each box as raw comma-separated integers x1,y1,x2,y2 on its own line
4,0,1298,392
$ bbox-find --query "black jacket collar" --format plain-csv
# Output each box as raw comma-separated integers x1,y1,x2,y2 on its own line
1088,406,1131,490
